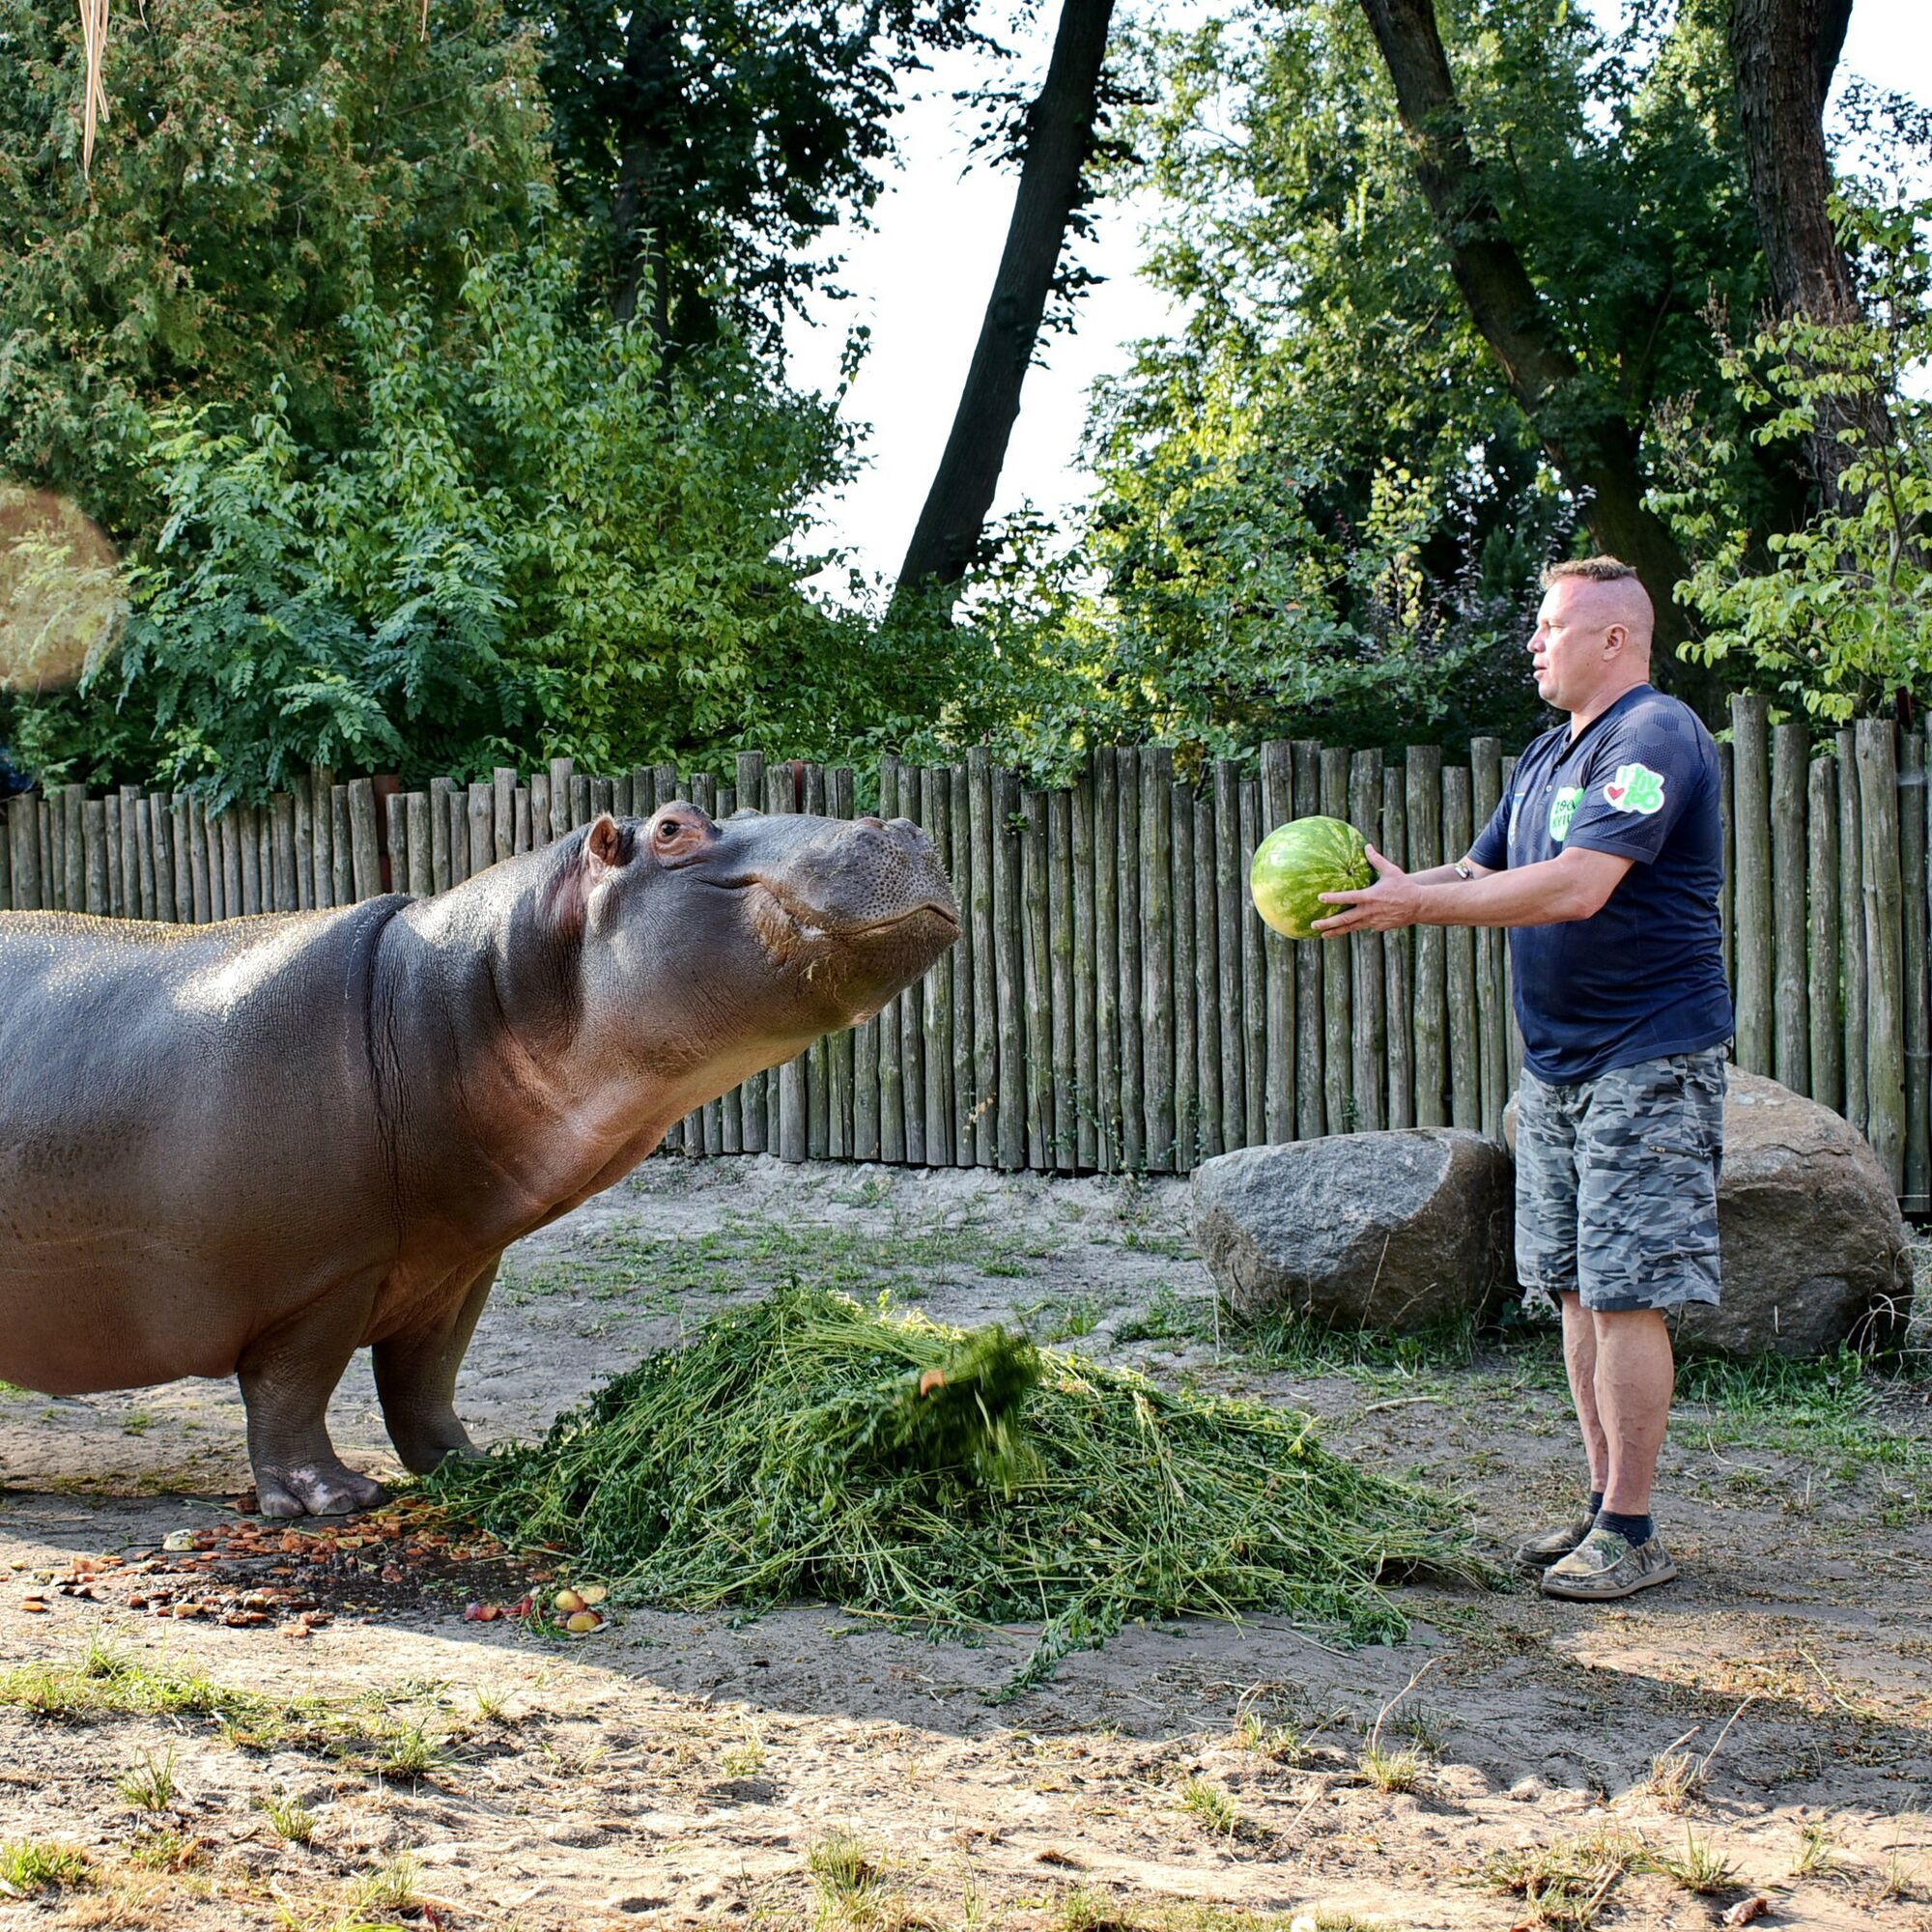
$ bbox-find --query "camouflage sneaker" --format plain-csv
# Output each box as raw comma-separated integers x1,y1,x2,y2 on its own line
1512,1514,1596,1572
1539,1525,1678,1601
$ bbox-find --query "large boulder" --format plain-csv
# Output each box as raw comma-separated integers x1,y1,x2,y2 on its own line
1501,1068,1913,1357
1190,1130,1515,1329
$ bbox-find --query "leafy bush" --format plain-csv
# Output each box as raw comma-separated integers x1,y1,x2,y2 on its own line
1649,194,1932,723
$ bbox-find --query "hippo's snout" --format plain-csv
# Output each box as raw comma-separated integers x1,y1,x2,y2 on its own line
805,816,958,938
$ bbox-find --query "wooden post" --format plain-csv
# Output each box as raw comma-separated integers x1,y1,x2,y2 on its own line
235,803,261,916
82,797,109,915
1292,743,1323,1141
1258,745,1294,1146
967,747,998,1169
547,758,573,842
427,778,453,893
945,763,973,1165
894,763,926,1165
1900,731,1930,1208
1117,748,1144,1169
493,768,516,866
1348,750,1385,1133
293,783,314,909
529,773,551,849
1731,696,1774,1076
1406,747,1446,1128
63,782,85,914
1021,787,1054,1170
401,792,429,897
9,797,42,910
803,763,832,1163
923,764,955,1167
145,794,171,924
1048,784,1075,1172
36,795,53,914
1805,756,1843,1114
310,768,336,908
1320,749,1352,1132
465,782,492,882
349,781,383,901
121,785,144,917
1856,719,1906,1191
329,785,354,905
1836,727,1867,1137
1239,779,1267,1149
992,761,1026,1169
1718,741,1735,992
1443,765,1479,1130
874,757,906,1162
1771,721,1811,1094
1140,747,1175,1171
1170,779,1197,1172
0,799,11,911
514,786,532,855
1071,763,1097,1170
1470,737,1507,1139
104,792,123,916
187,797,212,923
1092,748,1120,1171
128,786,155,920
1382,762,1413,1130
220,806,245,919
1193,791,1223,1160
731,752,767,1154
271,794,298,912
1217,758,1251,1148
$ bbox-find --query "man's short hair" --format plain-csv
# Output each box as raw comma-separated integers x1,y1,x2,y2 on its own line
1542,555,1640,588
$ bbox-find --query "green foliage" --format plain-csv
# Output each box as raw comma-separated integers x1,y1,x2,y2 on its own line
12,247,922,799
530,0,988,351
0,0,552,537
1650,195,1932,723
1068,0,1773,754
429,1282,1488,1695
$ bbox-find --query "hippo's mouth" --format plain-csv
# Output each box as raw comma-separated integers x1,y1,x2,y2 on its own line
753,879,958,946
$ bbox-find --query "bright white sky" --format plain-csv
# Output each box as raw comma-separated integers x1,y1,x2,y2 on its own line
783,0,1932,601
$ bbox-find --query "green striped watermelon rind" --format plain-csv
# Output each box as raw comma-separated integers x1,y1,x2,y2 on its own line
1249,815,1372,940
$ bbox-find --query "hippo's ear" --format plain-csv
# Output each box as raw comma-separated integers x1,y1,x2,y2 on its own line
539,813,632,945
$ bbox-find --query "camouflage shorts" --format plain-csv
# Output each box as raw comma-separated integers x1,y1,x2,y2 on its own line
1515,1047,1728,1315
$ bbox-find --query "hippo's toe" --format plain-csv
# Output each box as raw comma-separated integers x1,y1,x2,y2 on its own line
256,1459,389,1519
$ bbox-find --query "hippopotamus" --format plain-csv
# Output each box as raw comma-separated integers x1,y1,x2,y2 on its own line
0,806,957,1515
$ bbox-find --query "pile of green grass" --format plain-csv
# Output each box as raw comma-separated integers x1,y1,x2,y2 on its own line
430,1284,1486,1691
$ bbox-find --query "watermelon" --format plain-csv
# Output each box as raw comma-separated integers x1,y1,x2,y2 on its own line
1250,815,1372,940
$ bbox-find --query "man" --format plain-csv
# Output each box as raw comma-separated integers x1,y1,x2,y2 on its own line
1314,556,1733,1602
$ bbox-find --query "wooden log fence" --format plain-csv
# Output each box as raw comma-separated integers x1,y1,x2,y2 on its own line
3,695,1927,1207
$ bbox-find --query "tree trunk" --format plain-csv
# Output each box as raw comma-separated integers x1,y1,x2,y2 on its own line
1728,0,1877,509
894,0,1118,607
1356,0,1720,715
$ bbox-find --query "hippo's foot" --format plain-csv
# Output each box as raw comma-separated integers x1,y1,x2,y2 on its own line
253,1458,388,1520
388,1421,481,1478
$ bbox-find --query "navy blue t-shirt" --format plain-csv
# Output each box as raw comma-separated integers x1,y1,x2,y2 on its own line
1467,686,1733,1084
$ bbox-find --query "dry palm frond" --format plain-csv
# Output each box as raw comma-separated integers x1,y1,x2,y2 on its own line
78,0,111,178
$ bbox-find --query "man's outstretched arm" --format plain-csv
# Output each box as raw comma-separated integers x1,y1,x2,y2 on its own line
1314,844,1634,934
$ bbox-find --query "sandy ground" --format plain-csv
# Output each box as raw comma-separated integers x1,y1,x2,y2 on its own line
1,1155,1929,1932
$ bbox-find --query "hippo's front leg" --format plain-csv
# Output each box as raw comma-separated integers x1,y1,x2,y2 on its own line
237,1280,388,1519
371,1259,499,1475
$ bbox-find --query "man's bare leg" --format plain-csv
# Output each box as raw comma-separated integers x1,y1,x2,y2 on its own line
1591,1306,1674,1516
1558,1291,1609,1497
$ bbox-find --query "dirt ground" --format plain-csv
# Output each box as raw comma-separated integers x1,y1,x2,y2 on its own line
2,1155,1929,1932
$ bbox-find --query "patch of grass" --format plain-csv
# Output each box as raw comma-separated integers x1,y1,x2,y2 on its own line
1793,1816,1839,1879
0,1839,93,1893
371,1719,446,1781
1644,1743,1705,1811
128,1826,206,1871
256,1789,318,1845
430,1285,1488,1696
116,1745,179,1812
1023,1294,1105,1342
1179,1776,1244,1837
809,1829,889,1924
721,1728,768,1778
122,1410,154,1436
1115,1286,1213,1347
1357,1744,1424,1794
347,1851,423,1916
1054,1890,1145,1931
1231,1708,1301,1763
1651,1826,1735,1895
1482,1829,1644,1931
1233,1306,1487,1387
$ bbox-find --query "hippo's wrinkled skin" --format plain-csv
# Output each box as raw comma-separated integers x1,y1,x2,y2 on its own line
0,806,957,1515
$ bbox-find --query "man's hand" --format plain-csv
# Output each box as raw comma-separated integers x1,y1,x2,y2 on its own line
1313,845,1418,935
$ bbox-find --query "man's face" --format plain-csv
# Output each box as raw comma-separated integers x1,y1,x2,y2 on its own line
1528,580,1617,713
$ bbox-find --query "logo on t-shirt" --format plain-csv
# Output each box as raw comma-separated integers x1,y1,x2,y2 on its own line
1548,785,1583,842
1604,762,1666,814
